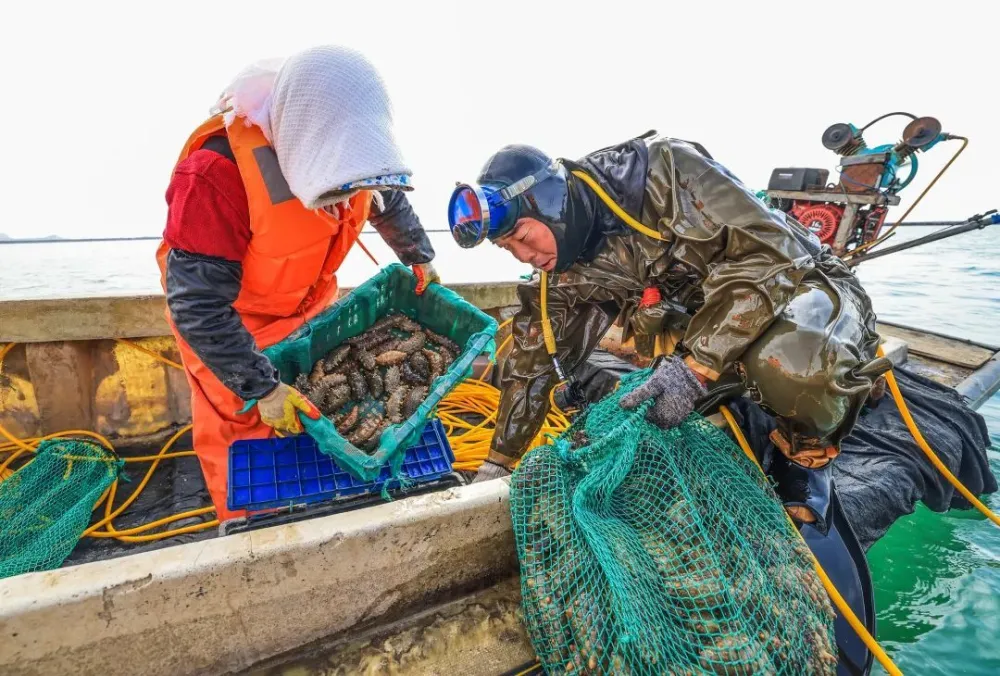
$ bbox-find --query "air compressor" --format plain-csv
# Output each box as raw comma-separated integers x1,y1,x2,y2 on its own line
764,113,967,258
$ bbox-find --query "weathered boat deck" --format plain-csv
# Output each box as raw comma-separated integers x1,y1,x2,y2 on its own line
876,321,1000,408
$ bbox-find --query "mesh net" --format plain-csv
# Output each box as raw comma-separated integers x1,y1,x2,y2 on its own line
266,263,496,485
510,369,838,675
0,440,122,579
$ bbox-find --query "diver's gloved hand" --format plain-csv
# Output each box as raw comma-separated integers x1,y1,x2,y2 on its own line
412,262,440,295
257,383,321,435
471,460,512,484
619,356,707,429
552,380,586,412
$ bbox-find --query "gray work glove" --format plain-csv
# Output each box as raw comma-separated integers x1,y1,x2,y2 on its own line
471,460,512,484
619,356,708,429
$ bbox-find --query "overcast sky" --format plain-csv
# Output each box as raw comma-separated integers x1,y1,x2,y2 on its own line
0,0,996,239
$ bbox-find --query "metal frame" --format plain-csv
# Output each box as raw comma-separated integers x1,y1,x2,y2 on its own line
834,203,860,254
958,354,1000,410
766,189,901,207
840,152,891,167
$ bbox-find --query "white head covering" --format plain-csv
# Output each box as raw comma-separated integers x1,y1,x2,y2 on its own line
212,46,411,210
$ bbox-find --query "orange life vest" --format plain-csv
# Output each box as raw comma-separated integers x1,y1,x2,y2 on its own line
156,115,372,519
157,115,372,346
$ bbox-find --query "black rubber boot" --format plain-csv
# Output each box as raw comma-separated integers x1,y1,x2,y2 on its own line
771,453,834,534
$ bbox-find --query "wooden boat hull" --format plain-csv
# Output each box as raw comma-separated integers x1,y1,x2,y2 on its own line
1,286,997,675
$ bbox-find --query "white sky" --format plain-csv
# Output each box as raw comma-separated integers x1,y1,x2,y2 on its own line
0,0,996,239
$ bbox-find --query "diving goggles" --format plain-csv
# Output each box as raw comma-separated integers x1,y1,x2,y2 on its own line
447,162,560,248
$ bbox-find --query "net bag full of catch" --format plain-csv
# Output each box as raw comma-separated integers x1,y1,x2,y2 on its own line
510,369,838,675
264,263,497,485
0,440,122,579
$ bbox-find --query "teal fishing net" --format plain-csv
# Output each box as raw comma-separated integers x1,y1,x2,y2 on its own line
510,369,837,674
0,439,122,579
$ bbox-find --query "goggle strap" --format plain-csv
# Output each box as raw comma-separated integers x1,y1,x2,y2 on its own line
497,161,561,203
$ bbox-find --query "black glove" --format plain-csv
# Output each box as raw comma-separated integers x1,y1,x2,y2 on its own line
471,460,512,484
619,356,708,429
369,191,435,266
552,380,586,412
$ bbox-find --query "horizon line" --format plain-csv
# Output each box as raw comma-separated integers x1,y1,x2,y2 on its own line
0,221,966,244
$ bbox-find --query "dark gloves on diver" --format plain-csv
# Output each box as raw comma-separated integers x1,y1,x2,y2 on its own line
619,356,708,429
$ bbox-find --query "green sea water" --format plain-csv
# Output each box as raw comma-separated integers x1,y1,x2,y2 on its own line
867,398,1000,674
857,225,1000,675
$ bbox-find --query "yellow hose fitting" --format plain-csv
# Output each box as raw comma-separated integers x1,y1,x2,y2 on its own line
539,271,558,356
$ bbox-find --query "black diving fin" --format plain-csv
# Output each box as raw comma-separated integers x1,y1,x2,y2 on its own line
800,486,876,676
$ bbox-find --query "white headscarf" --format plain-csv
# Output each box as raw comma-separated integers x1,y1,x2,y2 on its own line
212,46,411,210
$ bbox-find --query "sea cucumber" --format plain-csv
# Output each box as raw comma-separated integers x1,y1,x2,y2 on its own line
404,386,428,418
323,345,351,373
375,350,408,366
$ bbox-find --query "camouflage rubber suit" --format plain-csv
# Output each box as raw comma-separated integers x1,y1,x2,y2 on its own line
487,134,888,519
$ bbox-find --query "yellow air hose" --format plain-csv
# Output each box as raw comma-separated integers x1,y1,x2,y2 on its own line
539,271,558,356
570,169,669,241
0,341,217,541
440,318,572,472
876,345,1000,527
719,405,903,676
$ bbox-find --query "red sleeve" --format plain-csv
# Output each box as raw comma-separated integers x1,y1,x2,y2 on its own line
163,149,251,262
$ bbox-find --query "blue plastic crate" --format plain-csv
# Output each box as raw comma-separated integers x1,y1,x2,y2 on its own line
227,418,455,512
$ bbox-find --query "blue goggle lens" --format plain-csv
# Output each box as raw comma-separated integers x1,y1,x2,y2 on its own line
448,186,487,248
448,183,519,247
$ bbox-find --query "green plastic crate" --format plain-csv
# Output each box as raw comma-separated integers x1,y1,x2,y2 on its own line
262,263,497,485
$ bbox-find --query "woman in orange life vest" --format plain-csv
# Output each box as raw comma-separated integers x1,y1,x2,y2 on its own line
157,46,439,520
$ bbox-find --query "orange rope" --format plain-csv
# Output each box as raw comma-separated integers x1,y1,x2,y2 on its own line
355,238,380,266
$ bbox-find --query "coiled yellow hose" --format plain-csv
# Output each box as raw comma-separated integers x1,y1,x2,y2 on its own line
0,316,561,540
0,341,216,541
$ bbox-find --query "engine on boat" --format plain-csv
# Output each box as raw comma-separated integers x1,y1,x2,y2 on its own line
764,113,957,255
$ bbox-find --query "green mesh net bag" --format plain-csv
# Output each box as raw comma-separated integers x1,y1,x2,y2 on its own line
0,440,122,579
510,369,838,675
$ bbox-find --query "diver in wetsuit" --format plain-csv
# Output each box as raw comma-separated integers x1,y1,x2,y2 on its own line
447,133,892,529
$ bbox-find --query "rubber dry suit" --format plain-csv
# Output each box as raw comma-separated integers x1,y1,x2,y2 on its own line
490,133,888,479
157,48,433,520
